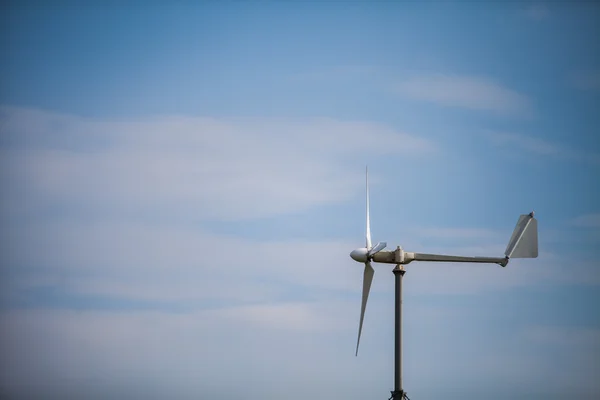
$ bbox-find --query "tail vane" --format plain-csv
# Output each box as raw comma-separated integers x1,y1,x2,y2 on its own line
505,212,538,259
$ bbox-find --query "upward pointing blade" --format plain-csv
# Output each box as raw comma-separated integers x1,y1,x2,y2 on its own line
366,166,372,250
356,261,374,356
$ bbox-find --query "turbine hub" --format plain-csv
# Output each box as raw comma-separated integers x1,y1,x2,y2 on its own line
350,248,369,263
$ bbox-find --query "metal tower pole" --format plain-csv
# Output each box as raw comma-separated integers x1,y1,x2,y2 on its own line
390,265,410,400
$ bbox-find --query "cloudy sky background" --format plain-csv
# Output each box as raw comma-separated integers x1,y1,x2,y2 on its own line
1,2,599,399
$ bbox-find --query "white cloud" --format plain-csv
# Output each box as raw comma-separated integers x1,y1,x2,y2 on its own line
0,106,436,222
394,74,532,115
0,106,439,315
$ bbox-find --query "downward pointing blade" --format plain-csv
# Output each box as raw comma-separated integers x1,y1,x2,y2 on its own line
366,166,372,250
356,261,374,356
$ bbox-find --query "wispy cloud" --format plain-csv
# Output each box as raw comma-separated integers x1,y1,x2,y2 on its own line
0,105,434,312
0,106,436,222
485,131,600,165
394,74,532,115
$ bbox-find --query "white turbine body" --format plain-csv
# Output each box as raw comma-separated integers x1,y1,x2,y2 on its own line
350,167,538,357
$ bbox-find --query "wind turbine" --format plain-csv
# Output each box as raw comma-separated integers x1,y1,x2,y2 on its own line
350,167,538,400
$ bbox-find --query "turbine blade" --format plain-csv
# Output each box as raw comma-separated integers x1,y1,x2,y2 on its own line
368,241,387,257
366,166,372,249
356,261,374,356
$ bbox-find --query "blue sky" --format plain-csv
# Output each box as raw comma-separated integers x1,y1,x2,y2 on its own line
1,1,599,399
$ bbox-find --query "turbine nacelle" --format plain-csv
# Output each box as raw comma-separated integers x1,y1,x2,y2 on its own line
351,242,388,263
350,248,369,263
